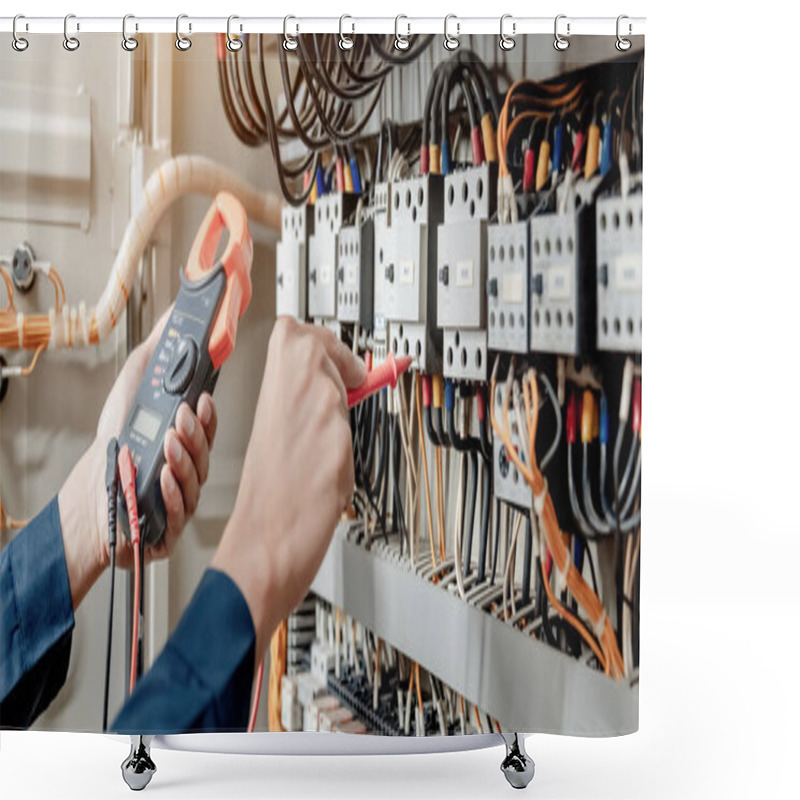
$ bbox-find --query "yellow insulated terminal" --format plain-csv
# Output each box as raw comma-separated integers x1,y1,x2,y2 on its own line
584,123,600,179
429,144,441,176
581,390,595,443
481,113,497,163
535,140,551,191
432,374,444,409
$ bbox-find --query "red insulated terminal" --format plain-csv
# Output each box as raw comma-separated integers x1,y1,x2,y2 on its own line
632,377,641,434
571,130,586,172
566,390,576,445
522,147,535,193
336,158,345,193
347,352,412,408
364,350,373,373
422,374,432,408
419,144,429,176
470,127,484,166
476,387,486,422
117,444,140,546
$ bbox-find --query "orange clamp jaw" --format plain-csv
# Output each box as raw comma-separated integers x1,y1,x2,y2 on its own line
185,191,254,369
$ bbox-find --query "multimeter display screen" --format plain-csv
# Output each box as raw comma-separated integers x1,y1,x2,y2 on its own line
131,406,163,441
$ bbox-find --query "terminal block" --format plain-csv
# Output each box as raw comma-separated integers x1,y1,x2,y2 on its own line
487,222,530,354
437,164,495,381
529,205,596,356
337,220,374,328
308,193,358,321
595,191,642,352
492,380,533,510
276,205,313,320
383,175,444,372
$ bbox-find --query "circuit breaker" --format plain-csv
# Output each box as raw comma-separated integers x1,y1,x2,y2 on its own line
437,164,495,381
307,193,357,321
595,190,642,352
337,220,374,328
492,380,533,510
276,205,313,320
383,175,444,372
529,206,595,356
487,223,529,354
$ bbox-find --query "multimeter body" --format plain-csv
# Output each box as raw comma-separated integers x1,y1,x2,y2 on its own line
117,192,253,546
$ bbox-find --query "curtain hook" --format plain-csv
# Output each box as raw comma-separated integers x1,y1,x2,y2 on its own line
443,14,460,51
395,15,410,51
122,14,139,51
554,14,570,51
616,15,632,51
176,14,192,51
12,14,29,52
283,15,299,51
339,15,355,51
63,14,80,51
499,14,516,51
226,15,243,52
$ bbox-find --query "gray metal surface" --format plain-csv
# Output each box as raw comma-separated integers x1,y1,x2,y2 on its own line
311,524,638,736
443,328,487,382
595,191,642,352
337,221,374,327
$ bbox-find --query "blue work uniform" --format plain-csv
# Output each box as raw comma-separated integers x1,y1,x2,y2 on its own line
0,498,256,733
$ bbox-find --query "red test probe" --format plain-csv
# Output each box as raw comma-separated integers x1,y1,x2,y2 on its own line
347,352,412,408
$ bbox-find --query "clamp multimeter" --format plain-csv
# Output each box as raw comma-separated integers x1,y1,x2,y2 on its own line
117,192,253,546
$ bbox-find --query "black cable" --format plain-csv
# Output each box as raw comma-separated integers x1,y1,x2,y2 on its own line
102,438,119,732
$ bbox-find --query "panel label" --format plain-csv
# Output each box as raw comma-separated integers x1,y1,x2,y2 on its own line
547,266,572,300
345,263,357,286
615,254,642,291
399,260,415,285
455,260,474,288
320,264,332,285
503,272,524,303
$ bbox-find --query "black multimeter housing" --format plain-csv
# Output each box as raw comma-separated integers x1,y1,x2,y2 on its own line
117,264,227,546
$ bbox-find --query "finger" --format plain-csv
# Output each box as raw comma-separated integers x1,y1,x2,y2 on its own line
176,403,210,485
160,462,185,546
164,429,201,516
319,352,349,414
310,325,367,389
196,393,218,450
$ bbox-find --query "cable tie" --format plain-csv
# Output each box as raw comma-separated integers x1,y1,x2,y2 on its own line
555,552,571,595
16,312,24,347
592,609,608,640
79,301,89,345
533,480,548,516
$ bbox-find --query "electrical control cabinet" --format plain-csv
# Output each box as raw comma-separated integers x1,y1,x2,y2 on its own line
383,175,444,372
529,206,596,356
337,220,374,328
437,164,495,381
487,222,530,354
595,190,642,352
276,205,314,320
308,193,357,320
492,380,533,510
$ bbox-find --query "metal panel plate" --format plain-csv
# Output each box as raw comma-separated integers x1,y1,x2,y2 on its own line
487,222,530,353
337,221,374,327
437,220,486,329
443,328,487,382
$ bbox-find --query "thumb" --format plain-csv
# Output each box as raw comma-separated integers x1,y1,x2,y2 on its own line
312,325,367,389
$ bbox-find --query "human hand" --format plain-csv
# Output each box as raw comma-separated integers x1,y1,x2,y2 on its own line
58,310,218,609
212,318,365,659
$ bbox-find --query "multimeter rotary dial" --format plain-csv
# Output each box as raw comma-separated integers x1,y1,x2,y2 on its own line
164,337,199,395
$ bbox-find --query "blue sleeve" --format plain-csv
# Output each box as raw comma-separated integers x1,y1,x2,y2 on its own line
112,568,256,734
0,497,75,729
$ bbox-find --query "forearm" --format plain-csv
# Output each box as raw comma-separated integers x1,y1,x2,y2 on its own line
57,439,107,611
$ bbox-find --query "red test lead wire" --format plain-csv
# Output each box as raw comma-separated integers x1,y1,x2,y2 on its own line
347,352,412,408
118,444,141,695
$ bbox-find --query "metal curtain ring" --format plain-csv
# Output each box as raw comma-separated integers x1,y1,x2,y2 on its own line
443,14,460,51
554,14,570,51
122,14,139,51
283,16,299,51
63,14,80,51
339,15,354,51
394,15,410,51
12,14,29,52
227,15,243,52
616,15,632,51
499,14,516,51
176,14,192,51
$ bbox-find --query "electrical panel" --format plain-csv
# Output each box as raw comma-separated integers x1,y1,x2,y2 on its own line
437,164,495,381
492,380,533,510
487,222,530,354
384,175,444,372
529,207,596,356
337,220,374,328
307,193,357,321
276,205,314,320
595,190,642,352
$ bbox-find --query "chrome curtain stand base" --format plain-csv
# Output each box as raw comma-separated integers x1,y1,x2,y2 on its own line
121,735,156,791
500,733,535,789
